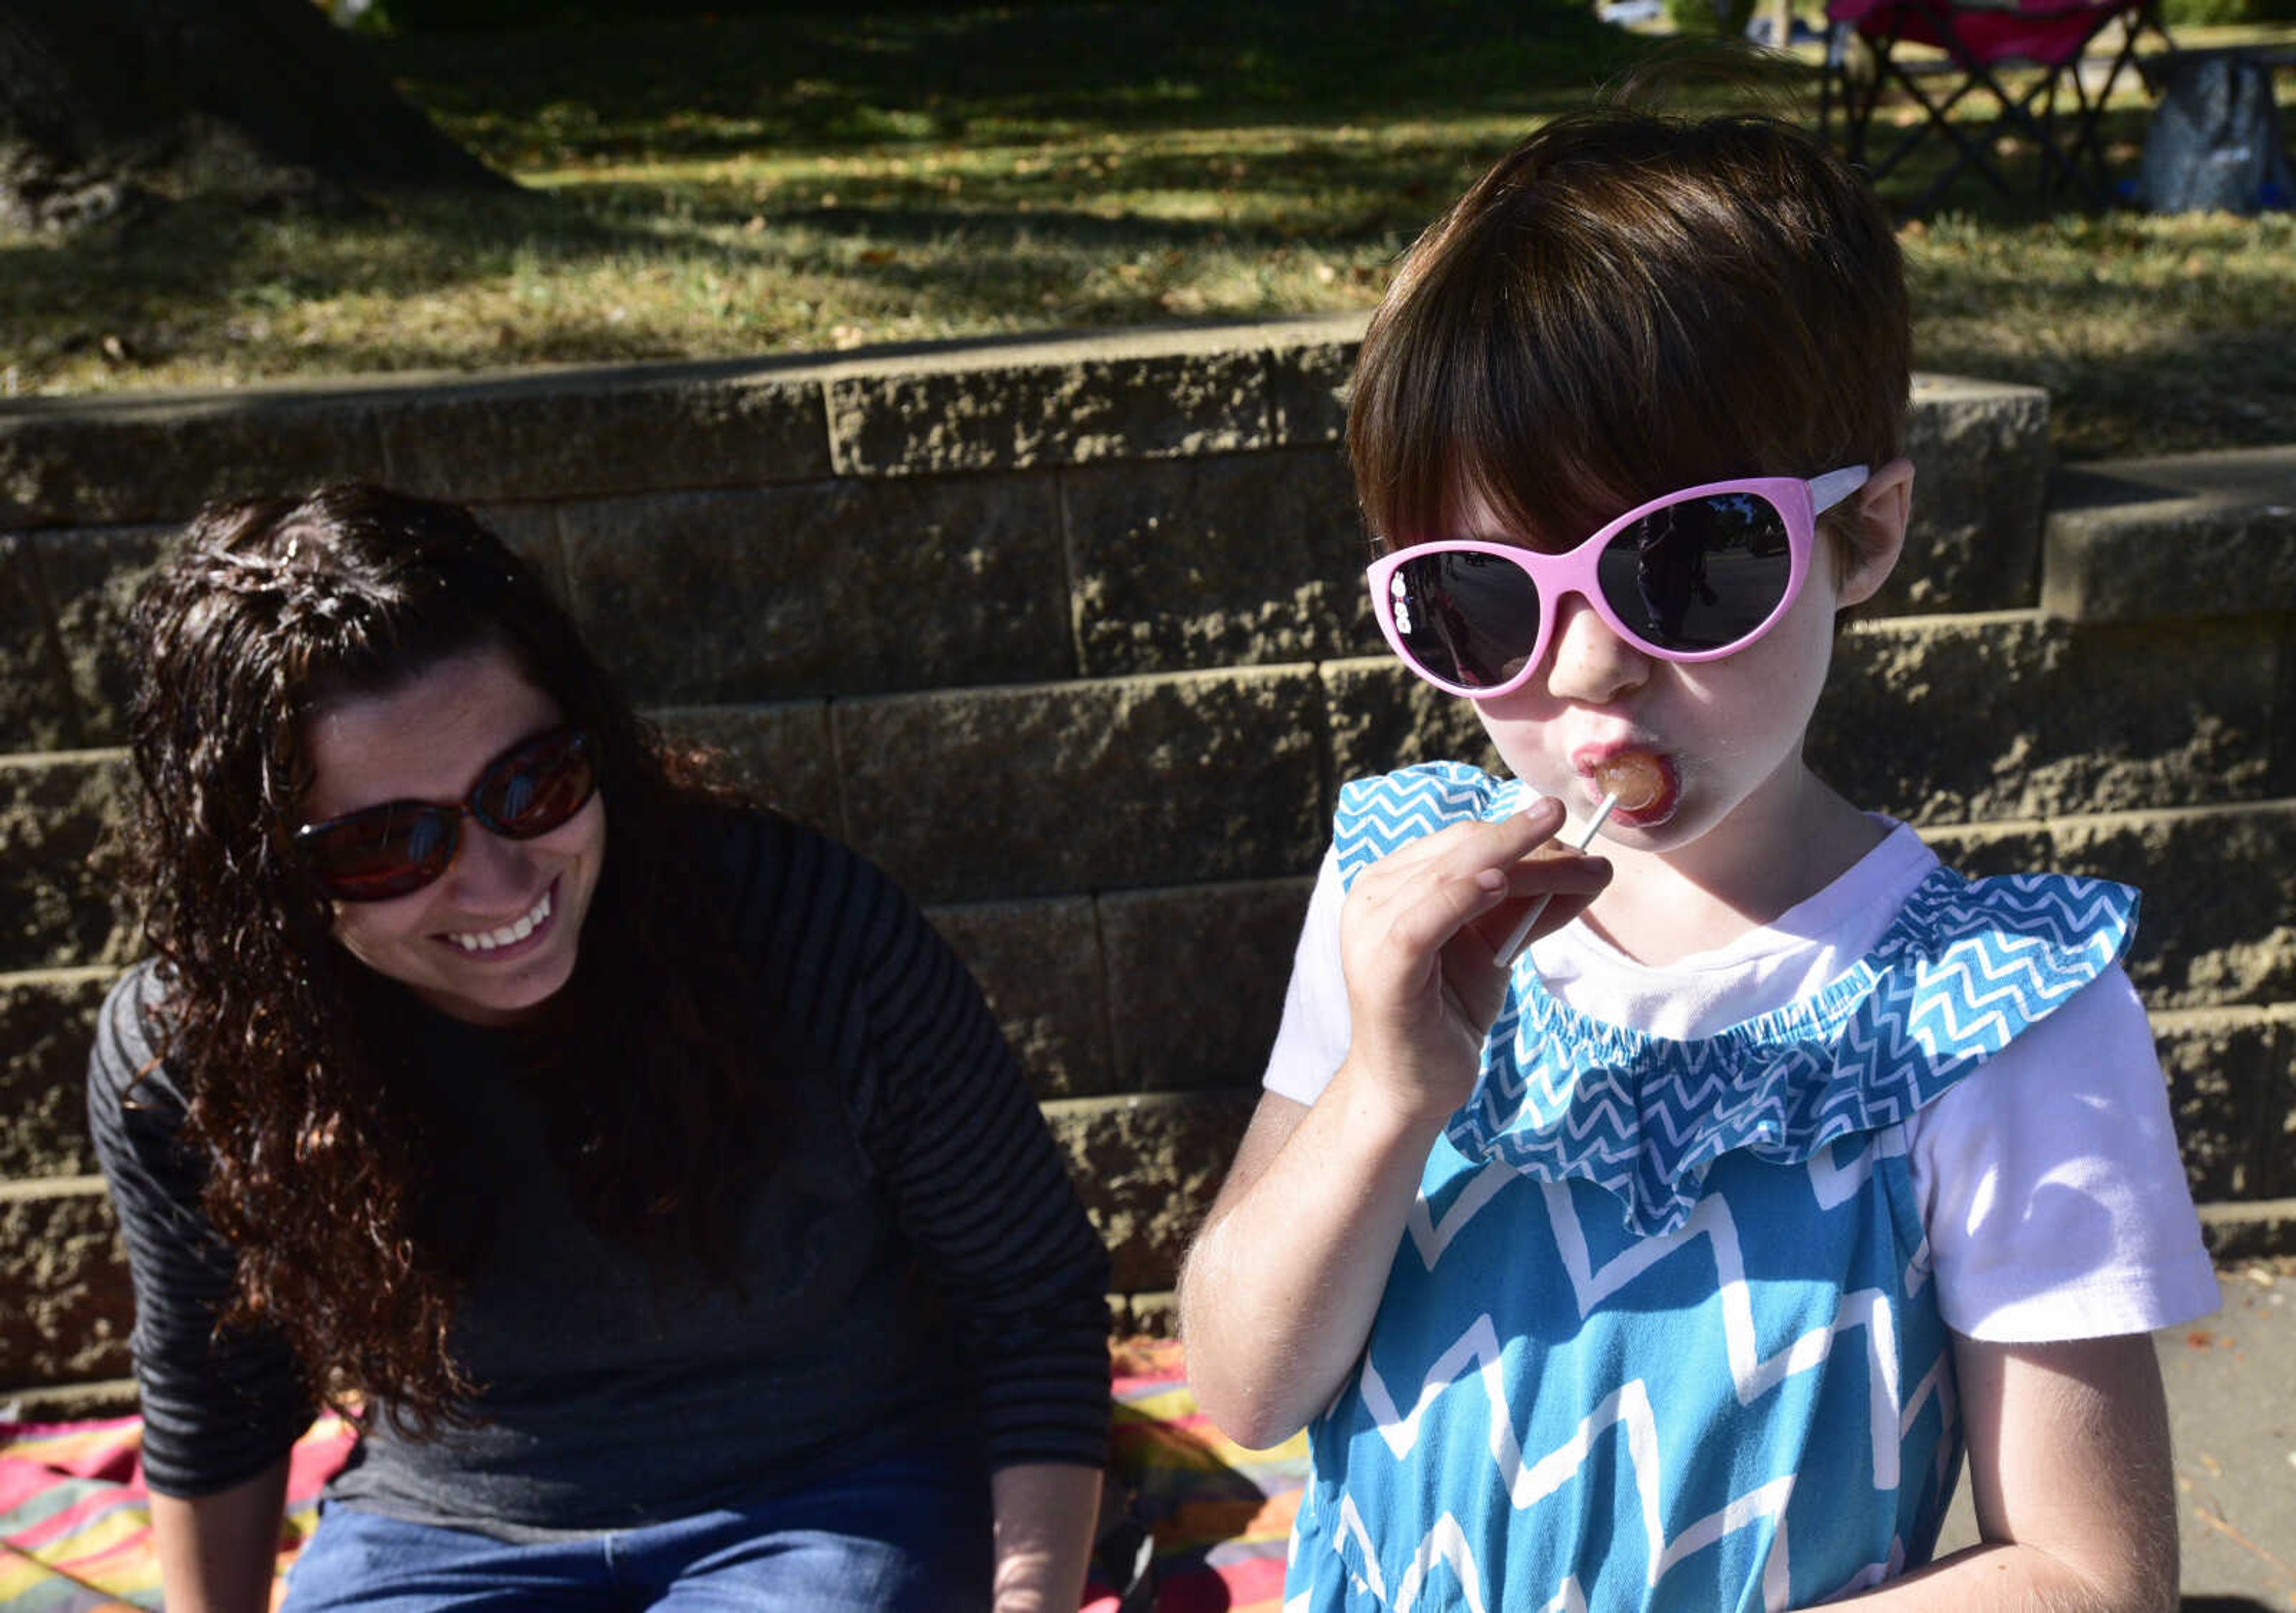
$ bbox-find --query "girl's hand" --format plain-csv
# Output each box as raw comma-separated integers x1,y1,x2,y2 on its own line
1336,798,1610,1126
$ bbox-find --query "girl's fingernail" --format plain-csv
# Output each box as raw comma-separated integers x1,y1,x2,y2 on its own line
1475,868,1506,892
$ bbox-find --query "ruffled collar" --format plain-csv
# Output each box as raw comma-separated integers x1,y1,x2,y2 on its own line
1332,763,2138,1236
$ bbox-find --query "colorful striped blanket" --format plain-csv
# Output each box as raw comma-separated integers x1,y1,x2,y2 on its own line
1,1342,1306,1611
0,1412,355,1611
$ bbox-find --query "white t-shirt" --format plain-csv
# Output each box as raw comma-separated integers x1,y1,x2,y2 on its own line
1263,821,2220,1342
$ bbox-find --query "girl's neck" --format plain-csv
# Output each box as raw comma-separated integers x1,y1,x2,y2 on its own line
1576,765,1885,969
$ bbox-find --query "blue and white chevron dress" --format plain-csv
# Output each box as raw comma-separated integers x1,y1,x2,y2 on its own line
1285,763,2138,1613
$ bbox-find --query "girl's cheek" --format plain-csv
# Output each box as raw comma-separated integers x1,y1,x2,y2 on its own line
1471,708,1556,778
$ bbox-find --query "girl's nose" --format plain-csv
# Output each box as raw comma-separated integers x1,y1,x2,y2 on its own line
1543,595,1651,707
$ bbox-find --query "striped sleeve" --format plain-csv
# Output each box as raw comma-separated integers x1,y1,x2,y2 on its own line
724,814,1112,1472
83,963,315,1496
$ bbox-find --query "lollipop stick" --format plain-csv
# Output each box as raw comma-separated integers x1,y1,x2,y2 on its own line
1495,792,1617,969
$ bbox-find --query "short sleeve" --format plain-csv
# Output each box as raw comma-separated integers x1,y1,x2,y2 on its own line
1910,963,2219,1342
1263,847,1352,1107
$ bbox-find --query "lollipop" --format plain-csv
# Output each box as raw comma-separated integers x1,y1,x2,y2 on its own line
1593,750,1666,814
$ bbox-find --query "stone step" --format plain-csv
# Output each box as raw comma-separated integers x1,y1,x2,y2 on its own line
10,1067,2293,1394
2042,445,2296,624
2,341,2050,754
0,1177,132,1391
12,940,2288,1209
6,604,2292,973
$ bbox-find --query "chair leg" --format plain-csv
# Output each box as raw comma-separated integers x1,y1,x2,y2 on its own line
1892,68,2028,210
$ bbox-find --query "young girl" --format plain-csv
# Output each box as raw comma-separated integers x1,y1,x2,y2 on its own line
1177,109,2218,1611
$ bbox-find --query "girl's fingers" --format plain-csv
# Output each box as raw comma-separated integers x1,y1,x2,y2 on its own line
1362,857,1522,967
1468,879,1605,958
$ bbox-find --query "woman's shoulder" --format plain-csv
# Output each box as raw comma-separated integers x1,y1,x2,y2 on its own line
694,802,921,954
87,959,181,1105
90,963,172,1092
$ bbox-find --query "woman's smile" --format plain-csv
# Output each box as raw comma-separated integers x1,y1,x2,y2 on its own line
439,879,557,957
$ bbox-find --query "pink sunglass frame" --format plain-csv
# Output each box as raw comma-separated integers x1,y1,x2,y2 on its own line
1364,466,1870,701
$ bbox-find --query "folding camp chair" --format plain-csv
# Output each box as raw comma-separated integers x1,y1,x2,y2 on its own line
1819,0,2172,215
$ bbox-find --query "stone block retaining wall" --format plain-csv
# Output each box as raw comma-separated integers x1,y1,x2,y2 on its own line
4,314,2293,1409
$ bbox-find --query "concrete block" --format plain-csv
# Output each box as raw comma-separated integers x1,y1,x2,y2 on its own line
0,1178,132,1388
2279,616,2296,802
25,524,172,750
2042,447,2296,624
376,362,832,503
1063,447,1368,676
2153,1008,2287,1202
0,1377,138,1420
836,666,1327,904
561,478,1071,705
1876,374,2051,616
0,534,78,754
1925,804,2296,1011
466,505,573,600
1262,314,1364,445
1812,613,2279,826
1112,1290,1179,1338
0,388,392,529
1045,1091,1255,1293
1099,878,1313,1093
1322,655,1506,798
826,328,1272,477
927,897,1111,1098
647,702,841,839
0,751,136,974
0,968,113,1178
2197,1199,2296,1261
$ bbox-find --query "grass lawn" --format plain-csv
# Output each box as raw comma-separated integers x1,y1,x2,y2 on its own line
3,1,2291,461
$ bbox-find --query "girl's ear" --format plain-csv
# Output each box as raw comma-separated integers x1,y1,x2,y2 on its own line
1835,457,1915,609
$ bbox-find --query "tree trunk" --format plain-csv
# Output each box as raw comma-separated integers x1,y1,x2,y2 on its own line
0,0,512,230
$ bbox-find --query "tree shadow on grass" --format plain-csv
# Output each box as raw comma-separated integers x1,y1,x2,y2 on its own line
374,0,1648,169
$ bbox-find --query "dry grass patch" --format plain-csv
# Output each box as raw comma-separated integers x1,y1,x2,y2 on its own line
4,7,2291,460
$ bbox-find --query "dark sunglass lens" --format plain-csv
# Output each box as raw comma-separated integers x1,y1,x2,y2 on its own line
1598,491,1794,651
480,734,596,839
309,806,456,900
1388,552,1543,689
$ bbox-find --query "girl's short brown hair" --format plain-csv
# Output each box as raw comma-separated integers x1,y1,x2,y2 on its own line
1348,108,1910,569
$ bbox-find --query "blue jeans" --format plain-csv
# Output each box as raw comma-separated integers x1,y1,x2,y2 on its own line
280,1438,993,1611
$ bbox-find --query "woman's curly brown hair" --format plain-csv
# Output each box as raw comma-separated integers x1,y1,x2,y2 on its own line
123,483,771,1432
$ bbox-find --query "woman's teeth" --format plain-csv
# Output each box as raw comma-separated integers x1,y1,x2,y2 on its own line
448,888,552,954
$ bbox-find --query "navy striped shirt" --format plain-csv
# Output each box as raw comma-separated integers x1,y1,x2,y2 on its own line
88,809,1110,1532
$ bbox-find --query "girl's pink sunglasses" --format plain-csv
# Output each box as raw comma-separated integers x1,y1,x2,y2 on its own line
1366,466,1870,700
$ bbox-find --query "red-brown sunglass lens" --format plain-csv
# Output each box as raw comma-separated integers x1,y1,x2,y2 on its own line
306,805,459,901
472,734,595,839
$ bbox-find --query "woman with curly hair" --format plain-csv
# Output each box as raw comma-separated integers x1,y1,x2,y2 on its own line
87,483,1111,1612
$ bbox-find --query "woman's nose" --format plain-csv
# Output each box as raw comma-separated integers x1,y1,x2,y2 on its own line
1543,595,1651,707
444,818,538,906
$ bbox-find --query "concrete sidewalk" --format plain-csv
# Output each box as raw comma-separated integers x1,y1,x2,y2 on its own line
1935,1261,2296,1611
